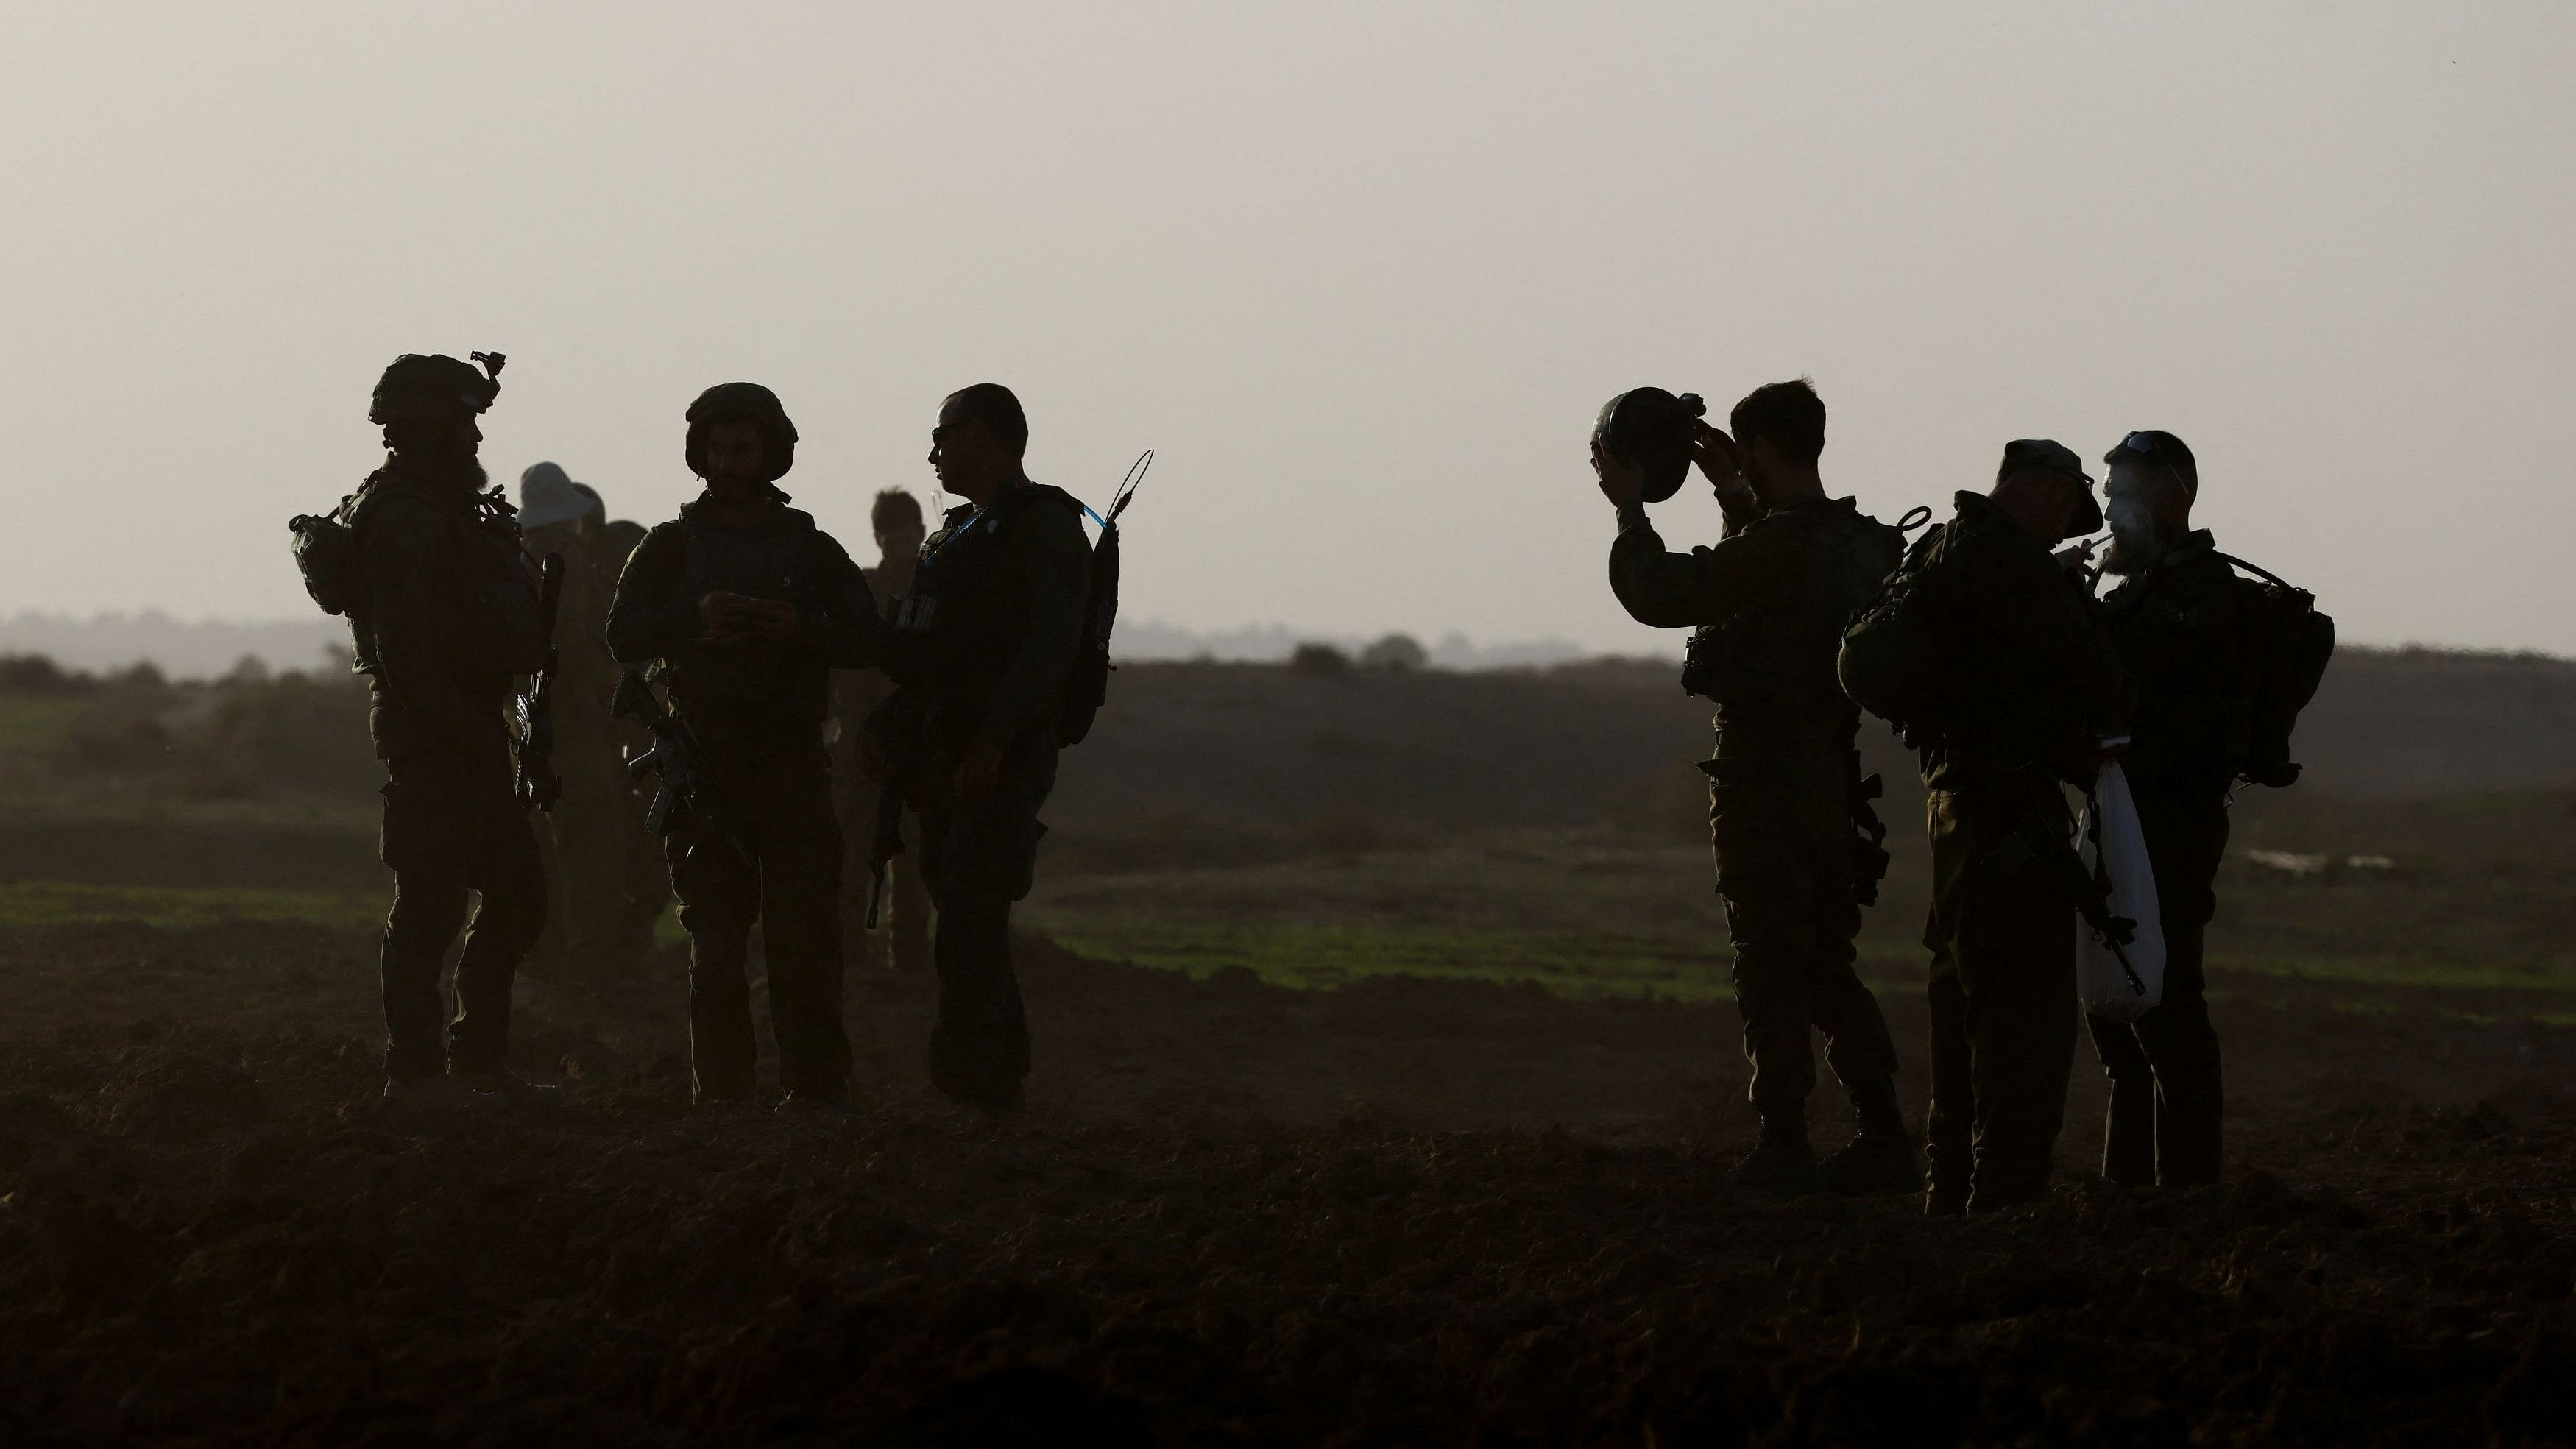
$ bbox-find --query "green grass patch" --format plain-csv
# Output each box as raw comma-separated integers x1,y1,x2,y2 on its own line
0,880,382,932
2211,951,2576,996
1030,915,1919,1000
0,696,89,755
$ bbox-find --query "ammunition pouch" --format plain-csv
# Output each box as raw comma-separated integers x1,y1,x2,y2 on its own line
1679,625,1722,700
880,592,944,687
289,503,365,617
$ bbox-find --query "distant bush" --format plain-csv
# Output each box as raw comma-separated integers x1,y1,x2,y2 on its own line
0,651,379,803
1288,642,1351,677
194,671,378,796
1359,634,1428,671
0,654,88,695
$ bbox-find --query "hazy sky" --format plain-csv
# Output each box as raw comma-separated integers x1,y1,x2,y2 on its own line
3,4,2569,656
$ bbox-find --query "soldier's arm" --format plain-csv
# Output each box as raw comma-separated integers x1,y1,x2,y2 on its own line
788,533,885,669
604,525,698,664
1607,509,1793,628
1971,541,2134,734
361,502,500,752
976,503,1091,750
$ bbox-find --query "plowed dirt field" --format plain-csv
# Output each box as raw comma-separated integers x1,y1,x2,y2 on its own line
3,921,2572,1446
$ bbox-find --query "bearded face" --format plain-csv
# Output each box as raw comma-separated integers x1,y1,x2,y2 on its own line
385,411,487,490
2101,459,2177,576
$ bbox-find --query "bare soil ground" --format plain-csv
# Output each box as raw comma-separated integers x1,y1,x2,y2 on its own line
4,920,2572,1446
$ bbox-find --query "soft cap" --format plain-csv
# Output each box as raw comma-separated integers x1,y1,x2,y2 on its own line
1998,438,2104,537
517,461,595,530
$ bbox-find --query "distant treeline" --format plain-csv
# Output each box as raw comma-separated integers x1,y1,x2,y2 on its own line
3,643,2570,851
0,612,1594,681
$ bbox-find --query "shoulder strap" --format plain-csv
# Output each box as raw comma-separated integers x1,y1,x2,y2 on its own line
994,482,1091,522
670,514,707,598
2210,550,2299,593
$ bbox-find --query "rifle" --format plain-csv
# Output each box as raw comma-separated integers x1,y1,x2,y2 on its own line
2020,789,2147,997
863,773,907,932
612,668,750,866
512,553,566,810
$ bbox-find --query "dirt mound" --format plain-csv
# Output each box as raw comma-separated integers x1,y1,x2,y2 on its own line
1,921,2572,1444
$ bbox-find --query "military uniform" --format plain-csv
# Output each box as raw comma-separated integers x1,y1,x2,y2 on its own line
874,479,1090,1112
835,545,933,971
2090,529,2243,1186
1915,490,2132,1211
349,452,551,1083
1609,494,1909,1172
606,489,882,1104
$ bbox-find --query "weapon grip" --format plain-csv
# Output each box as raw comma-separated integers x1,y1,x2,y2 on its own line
864,864,889,932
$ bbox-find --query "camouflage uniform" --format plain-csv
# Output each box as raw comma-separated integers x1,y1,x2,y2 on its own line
874,480,1090,1112
607,483,882,1104
1609,495,1908,1158
1915,490,2132,1210
2089,529,2244,1186
348,447,550,1082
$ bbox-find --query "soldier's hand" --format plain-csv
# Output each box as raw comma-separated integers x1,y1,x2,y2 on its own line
698,591,760,642
1689,423,1756,513
1593,438,1646,509
746,599,798,640
952,740,1004,798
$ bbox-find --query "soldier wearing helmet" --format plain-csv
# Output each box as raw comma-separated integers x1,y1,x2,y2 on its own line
606,383,886,1113
346,351,558,1110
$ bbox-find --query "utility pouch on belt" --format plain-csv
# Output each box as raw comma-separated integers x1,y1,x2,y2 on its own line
1679,625,1722,700
878,593,941,685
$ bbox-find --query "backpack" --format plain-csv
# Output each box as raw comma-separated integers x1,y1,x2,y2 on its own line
288,492,368,617
1056,450,1151,746
2215,553,2335,787
1836,509,1950,739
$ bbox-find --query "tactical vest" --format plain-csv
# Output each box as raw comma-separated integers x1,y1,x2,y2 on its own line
345,472,548,679
885,483,1086,696
1682,500,1903,751
2099,542,2251,785
664,503,832,706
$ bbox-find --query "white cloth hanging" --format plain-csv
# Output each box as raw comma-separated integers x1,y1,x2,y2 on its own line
2076,759,2166,1023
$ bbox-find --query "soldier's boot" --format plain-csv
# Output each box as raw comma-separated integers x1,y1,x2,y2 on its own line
1727,1112,1819,1195
2100,1075,2158,1186
1818,1080,1921,1196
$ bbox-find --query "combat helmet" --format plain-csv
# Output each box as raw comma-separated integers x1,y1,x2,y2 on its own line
1593,388,1706,503
684,382,799,482
369,352,503,425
